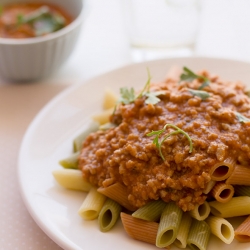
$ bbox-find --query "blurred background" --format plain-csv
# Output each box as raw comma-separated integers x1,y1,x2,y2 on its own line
1,0,250,249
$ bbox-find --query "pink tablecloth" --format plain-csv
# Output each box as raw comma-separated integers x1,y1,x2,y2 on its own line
0,84,68,250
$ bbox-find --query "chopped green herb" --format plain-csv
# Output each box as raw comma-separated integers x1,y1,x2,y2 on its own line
188,89,210,100
235,112,250,123
15,5,66,36
147,124,193,161
144,91,166,105
113,69,165,114
180,67,210,90
137,68,152,98
118,87,136,105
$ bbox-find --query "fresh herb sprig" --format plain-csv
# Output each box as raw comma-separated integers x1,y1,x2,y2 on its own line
188,89,210,100
180,67,210,90
113,69,165,113
147,124,193,161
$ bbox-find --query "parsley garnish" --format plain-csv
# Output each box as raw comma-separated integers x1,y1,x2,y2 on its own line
180,67,210,90
235,112,250,123
188,89,210,100
147,124,193,161
113,69,165,113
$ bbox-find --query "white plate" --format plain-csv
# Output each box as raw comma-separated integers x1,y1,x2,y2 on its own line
18,57,250,250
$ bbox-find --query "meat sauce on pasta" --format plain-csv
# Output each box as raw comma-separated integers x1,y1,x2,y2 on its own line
79,70,250,211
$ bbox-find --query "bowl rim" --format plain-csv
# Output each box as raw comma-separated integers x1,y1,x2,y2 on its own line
0,0,85,45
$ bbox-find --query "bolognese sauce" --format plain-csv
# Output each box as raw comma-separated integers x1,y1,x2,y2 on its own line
79,70,250,211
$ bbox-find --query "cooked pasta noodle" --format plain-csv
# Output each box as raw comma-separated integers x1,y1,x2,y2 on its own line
59,151,79,169
102,89,118,110
226,165,250,185
205,215,234,244
235,215,250,242
187,219,210,250
78,188,106,220
209,196,250,218
132,200,166,222
209,157,235,181
98,198,122,232
52,169,92,192
188,201,210,221
211,182,234,203
174,212,192,248
97,183,136,211
203,180,216,194
156,202,183,248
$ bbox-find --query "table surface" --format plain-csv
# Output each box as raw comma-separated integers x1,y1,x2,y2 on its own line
1,0,250,249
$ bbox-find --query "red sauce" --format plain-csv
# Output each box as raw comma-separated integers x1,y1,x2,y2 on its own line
0,3,72,38
79,70,250,211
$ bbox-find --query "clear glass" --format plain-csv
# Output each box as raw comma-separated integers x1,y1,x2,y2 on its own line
123,0,201,62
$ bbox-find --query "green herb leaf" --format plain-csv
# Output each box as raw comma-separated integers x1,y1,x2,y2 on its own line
188,89,210,100
235,112,250,123
147,123,193,161
180,67,210,90
137,68,152,98
119,87,136,105
145,91,166,105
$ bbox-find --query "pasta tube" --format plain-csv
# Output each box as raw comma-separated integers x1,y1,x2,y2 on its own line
92,108,114,125
120,212,167,247
211,182,234,203
209,196,250,218
73,121,99,152
156,202,183,248
102,89,118,110
78,188,106,220
187,219,210,250
132,200,166,222
203,180,216,194
52,169,92,192
174,212,192,248
188,201,210,221
209,157,235,181
59,151,80,169
98,198,122,232
226,164,250,185
205,215,234,244
235,215,250,242
98,183,136,211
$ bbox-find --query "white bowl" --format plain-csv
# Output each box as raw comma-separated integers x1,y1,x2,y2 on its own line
0,0,84,81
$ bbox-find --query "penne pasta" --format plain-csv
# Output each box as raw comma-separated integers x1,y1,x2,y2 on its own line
52,169,92,192
187,219,210,250
98,198,122,232
209,196,250,218
209,157,235,181
174,212,192,248
97,183,136,211
203,180,216,194
73,121,99,152
156,202,183,248
211,182,234,203
102,89,118,110
235,215,250,242
59,151,80,169
188,201,210,221
120,212,167,247
205,215,234,244
78,188,106,220
92,107,114,125
132,200,166,222
226,165,250,185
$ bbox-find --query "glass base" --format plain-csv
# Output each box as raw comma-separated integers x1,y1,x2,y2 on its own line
130,46,195,63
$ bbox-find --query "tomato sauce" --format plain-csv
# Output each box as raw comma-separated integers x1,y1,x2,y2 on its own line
0,3,72,38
